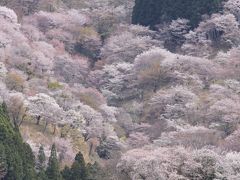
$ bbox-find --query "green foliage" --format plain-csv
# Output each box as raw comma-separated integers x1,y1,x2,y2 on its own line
61,166,71,180
70,152,88,180
37,145,47,179
0,143,7,179
0,103,37,180
37,145,46,171
132,0,224,28
87,162,107,180
61,152,108,180
47,81,63,90
46,144,62,180
22,143,37,180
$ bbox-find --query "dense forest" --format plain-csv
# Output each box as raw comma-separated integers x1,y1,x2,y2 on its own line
132,0,224,28
1,0,240,179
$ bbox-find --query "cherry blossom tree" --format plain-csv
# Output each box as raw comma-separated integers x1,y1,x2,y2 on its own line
222,128,240,152
5,92,26,127
145,86,199,125
224,0,240,22
134,48,169,91
101,25,160,64
206,98,240,135
25,93,64,134
155,126,222,149
89,62,138,105
182,13,240,57
134,47,220,91
157,18,190,52
0,6,18,24
117,146,240,180
53,55,89,84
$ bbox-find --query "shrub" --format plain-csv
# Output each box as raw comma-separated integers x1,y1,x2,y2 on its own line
5,72,25,92
47,81,63,90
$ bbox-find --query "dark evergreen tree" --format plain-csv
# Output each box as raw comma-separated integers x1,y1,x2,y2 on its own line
46,144,62,180
22,143,37,180
37,145,47,180
61,166,71,180
0,144,7,179
37,145,46,171
132,0,224,28
87,162,107,180
0,103,37,180
61,155,106,180
70,151,88,180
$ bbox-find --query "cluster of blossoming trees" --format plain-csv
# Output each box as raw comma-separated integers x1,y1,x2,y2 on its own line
1,0,240,179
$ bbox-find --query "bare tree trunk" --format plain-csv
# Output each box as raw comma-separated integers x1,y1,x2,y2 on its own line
83,133,90,141
43,121,48,133
89,142,93,156
13,118,18,128
18,114,26,127
36,115,41,125
53,124,56,135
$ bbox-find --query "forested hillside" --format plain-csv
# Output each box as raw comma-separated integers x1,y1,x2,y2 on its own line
132,0,224,28
1,0,240,179
0,101,104,180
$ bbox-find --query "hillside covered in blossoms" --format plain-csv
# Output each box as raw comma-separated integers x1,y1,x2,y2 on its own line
1,0,240,179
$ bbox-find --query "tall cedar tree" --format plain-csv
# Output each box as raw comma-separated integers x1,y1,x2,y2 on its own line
37,145,47,180
62,154,106,180
132,0,224,28
70,151,88,180
61,166,71,180
87,162,107,180
0,144,7,179
0,103,37,180
46,144,62,180
37,145,46,171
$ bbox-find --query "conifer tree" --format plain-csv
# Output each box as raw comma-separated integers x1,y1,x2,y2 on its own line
87,162,106,180
37,145,46,171
46,144,62,180
61,166,71,180
37,145,47,180
0,144,7,179
22,143,37,180
0,103,37,180
70,151,88,180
